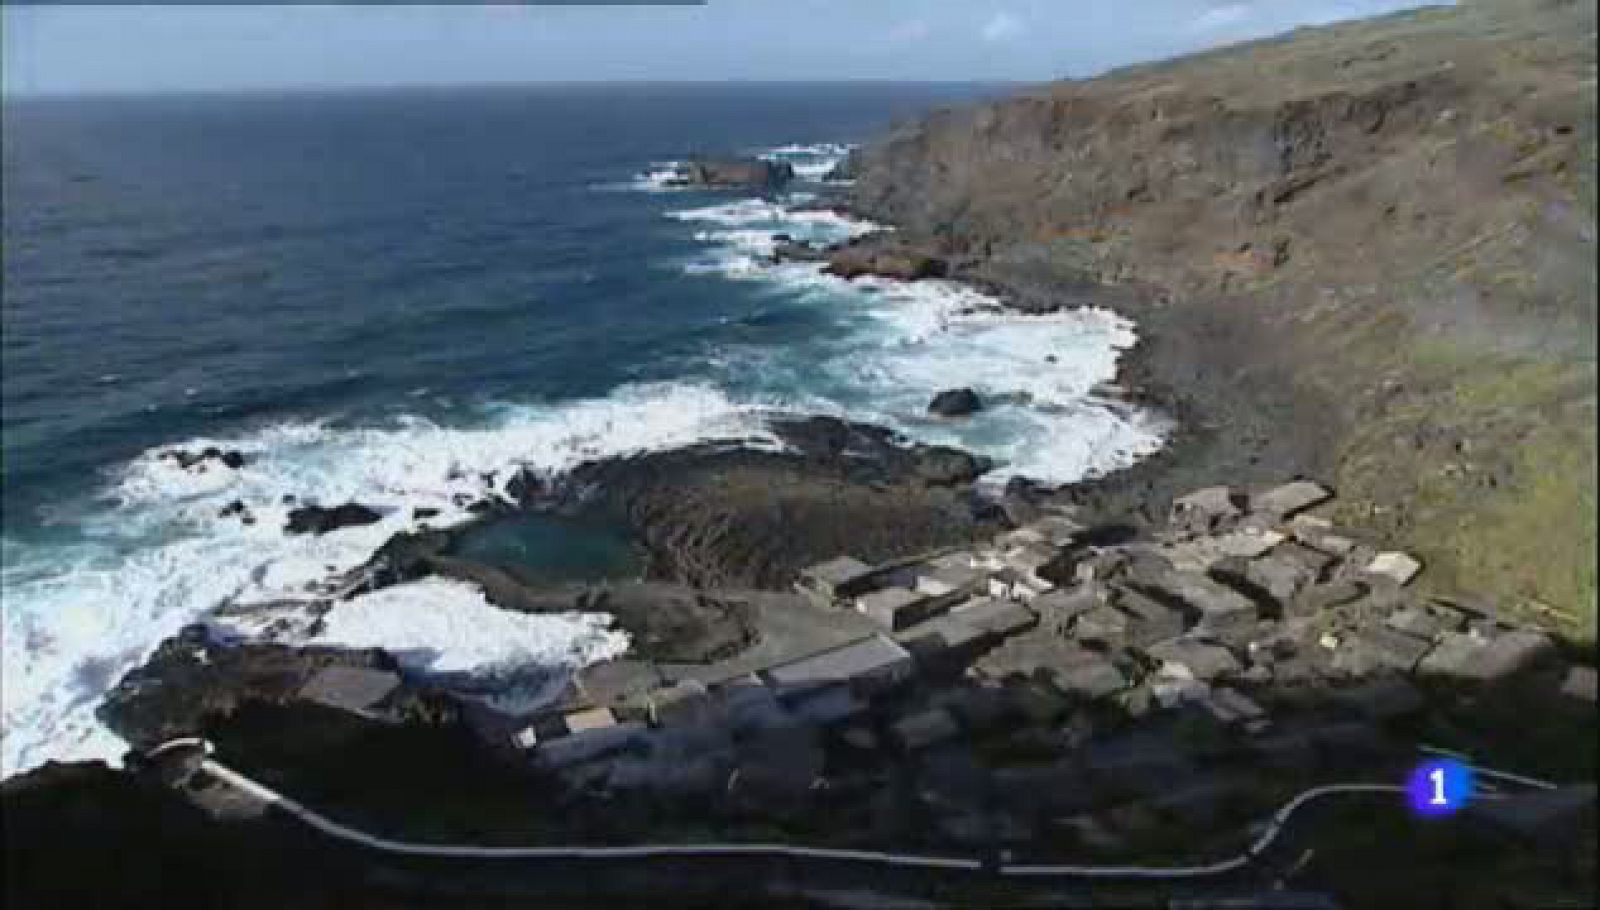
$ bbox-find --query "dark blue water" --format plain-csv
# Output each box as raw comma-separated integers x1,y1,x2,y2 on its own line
3,84,998,531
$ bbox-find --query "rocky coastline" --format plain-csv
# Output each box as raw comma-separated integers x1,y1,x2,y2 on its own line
844,0,1597,634
6,2,1595,906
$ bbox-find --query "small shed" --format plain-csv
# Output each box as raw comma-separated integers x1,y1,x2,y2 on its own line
949,596,1037,639
648,679,714,726
766,633,914,693
920,563,987,595
796,556,878,605
1252,480,1333,519
855,586,934,630
564,706,620,734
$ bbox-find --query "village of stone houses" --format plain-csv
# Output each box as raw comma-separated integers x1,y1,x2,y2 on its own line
246,477,1589,856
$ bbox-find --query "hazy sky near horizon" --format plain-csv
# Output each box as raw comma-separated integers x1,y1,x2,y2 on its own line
4,1,1436,96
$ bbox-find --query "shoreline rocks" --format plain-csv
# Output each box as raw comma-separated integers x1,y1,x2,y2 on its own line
928,387,983,418
284,502,382,536
557,415,1004,589
160,447,246,471
95,624,458,753
823,236,948,281
665,157,794,191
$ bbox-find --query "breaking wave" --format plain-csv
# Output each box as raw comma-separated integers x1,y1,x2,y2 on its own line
2,137,1163,776
0,383,774,775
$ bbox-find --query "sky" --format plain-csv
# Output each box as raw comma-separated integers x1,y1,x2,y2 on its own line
3,1,1437,96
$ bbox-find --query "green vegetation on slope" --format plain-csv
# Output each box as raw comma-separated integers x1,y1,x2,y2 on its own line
854,0,1597,639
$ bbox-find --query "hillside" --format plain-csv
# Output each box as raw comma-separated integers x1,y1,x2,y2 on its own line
852,0,1597,640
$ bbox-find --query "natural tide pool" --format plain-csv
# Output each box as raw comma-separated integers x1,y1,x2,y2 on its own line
443,513,642,585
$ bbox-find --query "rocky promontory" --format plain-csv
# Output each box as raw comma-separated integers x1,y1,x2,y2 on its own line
559,415,1001,589
665,157,794,191
849,0,1597,640
6,4,1596,906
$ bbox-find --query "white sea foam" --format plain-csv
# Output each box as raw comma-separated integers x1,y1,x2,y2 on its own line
313,576,628,706
668,186,1167,488
1,382,775,776
4,138,1162,777
758,142,855,180
671,197,884,278
612,160,689,193
823,276,1167,484
669,199,881,236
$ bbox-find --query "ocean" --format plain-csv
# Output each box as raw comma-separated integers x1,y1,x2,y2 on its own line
1,84,1163,775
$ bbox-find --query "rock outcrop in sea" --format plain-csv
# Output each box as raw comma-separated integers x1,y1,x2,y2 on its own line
666,157,795,190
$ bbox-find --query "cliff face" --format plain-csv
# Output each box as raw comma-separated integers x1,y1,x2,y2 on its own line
853,0,1597,639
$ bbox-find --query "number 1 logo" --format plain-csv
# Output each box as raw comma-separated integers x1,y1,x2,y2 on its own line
1411,759,1472,817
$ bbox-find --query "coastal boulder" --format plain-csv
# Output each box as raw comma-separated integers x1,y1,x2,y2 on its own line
672,157,794,190
504,467,547,506
771,240,829,263
284,502,382,536
825,245,947,281
912,446,991,486
928,387,984,417
160,447,247,471
94,625,440,751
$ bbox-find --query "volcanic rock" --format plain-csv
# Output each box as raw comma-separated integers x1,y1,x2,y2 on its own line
284,502,382,535
671,157,794,190
95,625,454,751
928,387,984,417
160,447,247,471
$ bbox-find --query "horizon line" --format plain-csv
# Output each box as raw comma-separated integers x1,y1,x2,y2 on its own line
2,78,1032,101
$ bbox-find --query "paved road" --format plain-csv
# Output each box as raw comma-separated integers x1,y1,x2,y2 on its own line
147,736,1559,892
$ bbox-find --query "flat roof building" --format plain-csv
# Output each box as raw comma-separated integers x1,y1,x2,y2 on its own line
765,633,914,694
895,615,987,665
796,556,878,605
918,563,986,596
856,586,934,631
648,679,714,727
949,596,1038,638
564,706,620,733
535,721,647,770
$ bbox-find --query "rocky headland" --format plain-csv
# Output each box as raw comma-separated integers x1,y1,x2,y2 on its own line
847,0,1597,640
664,156,795,191
7,2,1596,907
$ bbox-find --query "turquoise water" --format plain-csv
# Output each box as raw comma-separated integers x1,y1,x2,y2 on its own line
447,515,640,584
